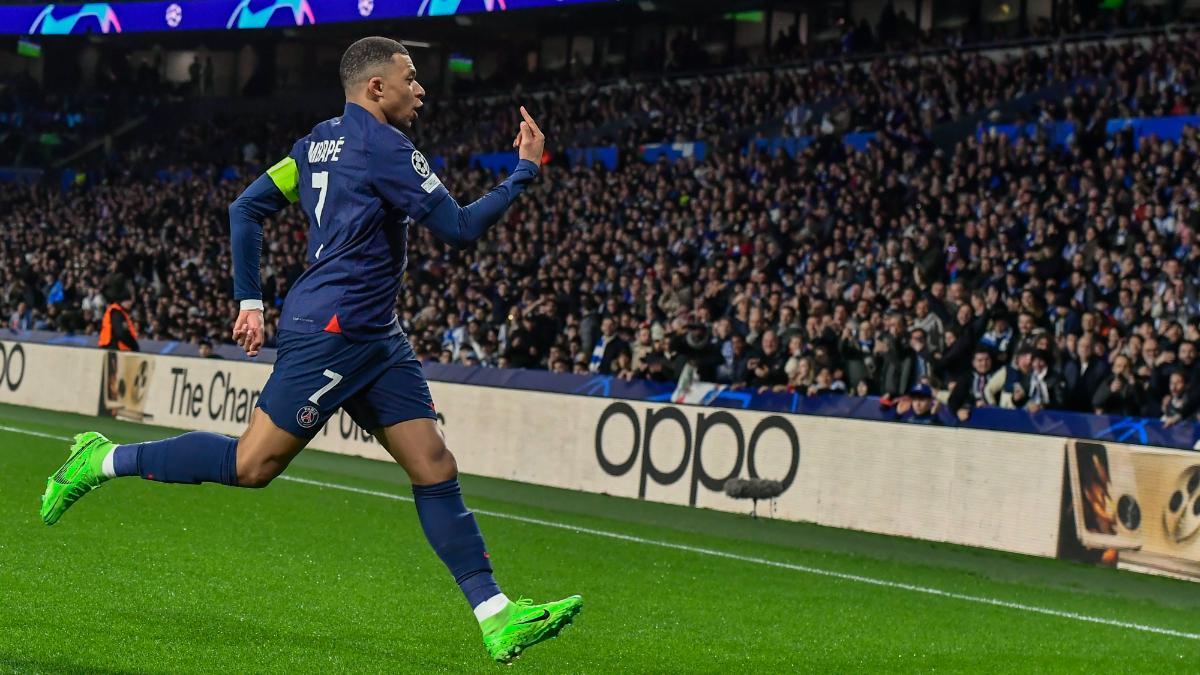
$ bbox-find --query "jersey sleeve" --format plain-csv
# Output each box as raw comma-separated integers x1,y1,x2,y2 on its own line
420,160,540,248
229,137,306,305
367,127,450,221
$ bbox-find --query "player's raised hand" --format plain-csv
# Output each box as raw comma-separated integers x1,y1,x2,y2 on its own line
512,106,545,164
232,308,265,357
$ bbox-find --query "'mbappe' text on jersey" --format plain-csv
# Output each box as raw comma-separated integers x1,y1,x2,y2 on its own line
308,137,345,164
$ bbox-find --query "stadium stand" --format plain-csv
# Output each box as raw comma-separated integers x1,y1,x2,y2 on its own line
5,10,1200,429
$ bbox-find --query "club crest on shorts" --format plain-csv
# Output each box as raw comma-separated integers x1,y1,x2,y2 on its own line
296,405,320,429
411,150,431,178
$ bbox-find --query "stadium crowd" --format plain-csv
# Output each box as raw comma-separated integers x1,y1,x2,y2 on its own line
413,33,1200,159
5,30,1200,426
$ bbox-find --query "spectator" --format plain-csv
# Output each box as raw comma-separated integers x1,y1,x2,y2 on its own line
877,314,914,398
641,352,675,383
908,327,940,389
718,332,752,385
1161,370,1196,427
893,384,942,425
442,314,467,361
629,324,654,373
994,347,1028,409
948,348,998,421
670,322,722,382
757,330,787,381
807,367,845,397
589,317,627,375
198,339,223,359
839,322,878,392
1093,354,1144,416
979,314,1015,365
8,301,31,331
1063,333,1109,412
912,298,944,352
1014,349,1066,413
98,296,139,352
936,322,974,384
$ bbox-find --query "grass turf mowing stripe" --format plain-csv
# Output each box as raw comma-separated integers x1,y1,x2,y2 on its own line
8,422,1199,643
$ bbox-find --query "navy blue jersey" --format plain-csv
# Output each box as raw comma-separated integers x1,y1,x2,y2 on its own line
280,102,448,339
230,102,539,342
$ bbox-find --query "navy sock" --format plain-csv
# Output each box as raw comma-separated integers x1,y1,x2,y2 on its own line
112,432,239,486
412,478,502,609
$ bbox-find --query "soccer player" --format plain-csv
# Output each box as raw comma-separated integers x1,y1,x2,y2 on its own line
40,37,581,664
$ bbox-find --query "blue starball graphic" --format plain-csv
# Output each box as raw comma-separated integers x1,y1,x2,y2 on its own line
1096,417,1152,445
574,376,612,397
708,389,753,409
417,0,510,17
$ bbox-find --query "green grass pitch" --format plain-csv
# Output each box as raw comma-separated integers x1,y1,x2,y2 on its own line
1,401,1199,673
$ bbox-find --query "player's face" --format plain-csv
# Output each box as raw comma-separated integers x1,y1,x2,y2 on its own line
380,54,425,129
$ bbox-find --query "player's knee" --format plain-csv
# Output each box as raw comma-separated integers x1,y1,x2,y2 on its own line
433,442,457,477
237,464,279,489
411,438,457,483
234,441,285,488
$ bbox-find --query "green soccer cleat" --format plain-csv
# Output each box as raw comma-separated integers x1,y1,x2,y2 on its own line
481,595,583,664
40,432,115,526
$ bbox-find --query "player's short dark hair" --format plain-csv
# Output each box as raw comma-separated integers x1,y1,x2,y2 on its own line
339,37,409,90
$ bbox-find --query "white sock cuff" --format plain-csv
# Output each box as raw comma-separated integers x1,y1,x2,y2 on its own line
101,447,118,479
473,593,510,623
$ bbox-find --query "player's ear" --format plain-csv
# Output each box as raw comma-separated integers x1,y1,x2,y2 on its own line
368,75,385,99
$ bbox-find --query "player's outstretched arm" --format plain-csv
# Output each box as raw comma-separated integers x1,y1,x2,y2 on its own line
229,160,295,356
422,106,546,248
373,107,545,249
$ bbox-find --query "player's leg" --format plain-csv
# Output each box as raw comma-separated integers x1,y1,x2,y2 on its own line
370,418,500,607
340,337,503,612
234,408,310,487
99,401,306,487
369,417,582,663
344,335,581,662
113,407,308,487
39,410,307,524
41,331,366,525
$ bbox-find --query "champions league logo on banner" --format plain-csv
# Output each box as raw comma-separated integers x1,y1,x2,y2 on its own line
418,0,506,16
27,3,122,34
226,0,314,29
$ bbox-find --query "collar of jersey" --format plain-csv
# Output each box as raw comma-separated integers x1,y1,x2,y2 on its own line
343,101,413,143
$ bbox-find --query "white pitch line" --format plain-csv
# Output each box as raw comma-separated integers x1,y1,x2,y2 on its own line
4,424,1198,641
0,424,72,441
277,475,1200,642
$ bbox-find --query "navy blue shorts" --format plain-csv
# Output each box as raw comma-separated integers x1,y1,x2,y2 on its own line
257,330,436,439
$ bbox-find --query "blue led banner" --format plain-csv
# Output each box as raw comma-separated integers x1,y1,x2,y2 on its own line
3,0,614,36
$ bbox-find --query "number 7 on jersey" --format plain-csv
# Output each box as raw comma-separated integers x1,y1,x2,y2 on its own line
311,171,329,227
